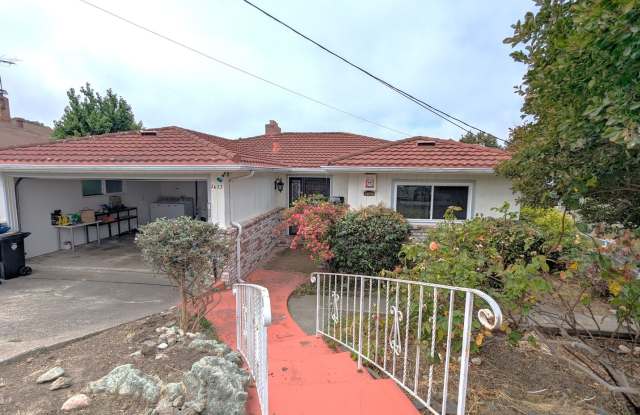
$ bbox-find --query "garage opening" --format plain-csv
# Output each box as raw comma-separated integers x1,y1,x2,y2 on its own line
15,178,209,259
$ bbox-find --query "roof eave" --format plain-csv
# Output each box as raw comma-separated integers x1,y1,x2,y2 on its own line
320,165,497,174
0,163,283,174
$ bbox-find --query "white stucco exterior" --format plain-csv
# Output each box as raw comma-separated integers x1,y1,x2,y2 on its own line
330,172,518,218
0,167,518,259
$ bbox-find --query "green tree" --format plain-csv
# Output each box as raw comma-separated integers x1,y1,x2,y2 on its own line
53,83,142,138
459,131,499,148
498,0,640,227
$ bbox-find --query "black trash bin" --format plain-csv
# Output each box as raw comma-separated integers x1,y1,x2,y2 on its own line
0,232,32,279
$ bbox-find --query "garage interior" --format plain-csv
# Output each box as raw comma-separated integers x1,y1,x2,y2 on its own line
15,177,209,260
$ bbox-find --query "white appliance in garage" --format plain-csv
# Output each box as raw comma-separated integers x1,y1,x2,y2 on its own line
149,197,195,221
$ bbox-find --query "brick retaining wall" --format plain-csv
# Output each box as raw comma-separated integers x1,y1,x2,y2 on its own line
224,208,285,283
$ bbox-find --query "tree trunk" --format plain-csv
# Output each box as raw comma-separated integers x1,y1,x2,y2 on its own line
179,277,188,331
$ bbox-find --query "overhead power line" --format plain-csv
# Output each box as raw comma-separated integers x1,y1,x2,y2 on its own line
242,0,507,144
78,0,409,137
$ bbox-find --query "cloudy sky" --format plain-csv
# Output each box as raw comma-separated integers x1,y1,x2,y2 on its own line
2,0,533,141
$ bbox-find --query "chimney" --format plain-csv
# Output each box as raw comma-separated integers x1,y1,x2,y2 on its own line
265,120,281,136
0,94,10,122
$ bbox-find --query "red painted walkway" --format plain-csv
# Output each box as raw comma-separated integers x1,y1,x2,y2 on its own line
207,269,419,415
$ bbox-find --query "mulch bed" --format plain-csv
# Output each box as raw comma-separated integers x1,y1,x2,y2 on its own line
0,309,221,414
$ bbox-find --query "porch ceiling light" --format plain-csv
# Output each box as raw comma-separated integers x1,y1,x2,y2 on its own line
274,177,284,192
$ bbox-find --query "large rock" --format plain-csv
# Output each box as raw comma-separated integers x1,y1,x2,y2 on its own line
36,367,65,383
88,364,162,402
61,394,90,411
182,356,250,415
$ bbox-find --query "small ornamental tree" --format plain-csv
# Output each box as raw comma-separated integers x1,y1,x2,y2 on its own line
279,195,348,263
135,217,230,330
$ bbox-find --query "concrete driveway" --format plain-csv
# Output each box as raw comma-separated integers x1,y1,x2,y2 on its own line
0,238,178,362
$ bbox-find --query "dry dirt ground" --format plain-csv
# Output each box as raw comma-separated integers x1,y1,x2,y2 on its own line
0,310,224,415
466,336,639,415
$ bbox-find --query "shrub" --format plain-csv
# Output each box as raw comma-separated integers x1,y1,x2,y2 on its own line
279,195,348,263
328,205,410,275
520,206,577,251
135,217,230,330
393,206,551,328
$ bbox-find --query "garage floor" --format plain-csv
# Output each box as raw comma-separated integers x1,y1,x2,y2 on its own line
0,237,179,362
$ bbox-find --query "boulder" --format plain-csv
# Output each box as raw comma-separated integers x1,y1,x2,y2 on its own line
49,376,72,391
88,364,162,403
182,356,250,415
157,342,169,350
36,367,65,384
61,394,90,411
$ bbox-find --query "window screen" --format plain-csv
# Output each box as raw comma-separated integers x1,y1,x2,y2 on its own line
82,180,103,196
396,185,432,220
432,186,469,219
105,180,123,194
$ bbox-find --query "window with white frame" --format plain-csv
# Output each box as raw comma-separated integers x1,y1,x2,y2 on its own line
394,183,471,221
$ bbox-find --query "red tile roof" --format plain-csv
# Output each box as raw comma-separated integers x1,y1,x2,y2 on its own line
326,136,510,169
0,127,510,169
0,126,280,166
234,132,388,168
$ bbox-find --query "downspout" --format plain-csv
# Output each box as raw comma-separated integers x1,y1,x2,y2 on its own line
13,178,23,231
228,170,255,282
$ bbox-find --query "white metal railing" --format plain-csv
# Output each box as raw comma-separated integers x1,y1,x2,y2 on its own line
233,283,272,415
311,272,503,415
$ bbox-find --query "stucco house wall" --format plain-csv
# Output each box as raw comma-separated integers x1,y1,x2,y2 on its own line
331,172,517,217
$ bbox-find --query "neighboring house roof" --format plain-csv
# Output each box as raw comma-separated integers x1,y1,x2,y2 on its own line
0,123,511,171
0,95,53,148
326,136,510,169
0,121,53,148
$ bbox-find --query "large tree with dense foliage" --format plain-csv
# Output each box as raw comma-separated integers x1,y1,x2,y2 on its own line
459,131,499,148
53,83,142,138
498,0,640,227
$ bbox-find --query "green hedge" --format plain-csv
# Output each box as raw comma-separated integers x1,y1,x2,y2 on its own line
328,205,410,275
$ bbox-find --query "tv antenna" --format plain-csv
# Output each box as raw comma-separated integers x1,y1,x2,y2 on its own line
0,57,18,97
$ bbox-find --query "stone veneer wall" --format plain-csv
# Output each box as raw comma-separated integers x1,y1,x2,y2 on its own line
223,208,285,283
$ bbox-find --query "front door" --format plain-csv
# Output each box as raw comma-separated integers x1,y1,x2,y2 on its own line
288,177,331,205
288,177,331,235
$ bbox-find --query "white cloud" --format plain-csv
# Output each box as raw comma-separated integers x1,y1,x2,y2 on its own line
0,0,531,140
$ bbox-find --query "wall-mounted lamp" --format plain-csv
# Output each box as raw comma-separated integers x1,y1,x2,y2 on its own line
274,177,284,192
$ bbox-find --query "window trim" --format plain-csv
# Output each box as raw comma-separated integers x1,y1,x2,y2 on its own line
392,181,473,223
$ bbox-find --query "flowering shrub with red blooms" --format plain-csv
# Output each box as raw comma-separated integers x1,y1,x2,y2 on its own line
279,195,348,263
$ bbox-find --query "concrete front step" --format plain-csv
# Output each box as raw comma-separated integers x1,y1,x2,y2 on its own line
269,378,420,415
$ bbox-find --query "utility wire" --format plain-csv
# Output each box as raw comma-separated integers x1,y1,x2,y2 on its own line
242,0,508,143
78,0,409,137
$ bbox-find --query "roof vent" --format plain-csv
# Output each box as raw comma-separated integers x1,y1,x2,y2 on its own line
416,140,436,146
140,130,158,136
